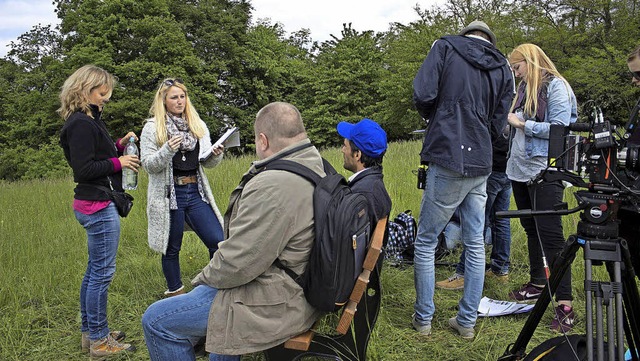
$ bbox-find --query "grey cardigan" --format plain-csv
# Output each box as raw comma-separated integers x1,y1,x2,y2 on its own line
140,118,224,254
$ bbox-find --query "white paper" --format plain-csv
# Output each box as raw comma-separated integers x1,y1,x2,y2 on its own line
200,127,240,162
477,296,534,317
221,130,240,148
212,127,239,148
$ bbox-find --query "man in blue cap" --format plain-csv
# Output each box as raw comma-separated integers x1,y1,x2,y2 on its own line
337,118,392,229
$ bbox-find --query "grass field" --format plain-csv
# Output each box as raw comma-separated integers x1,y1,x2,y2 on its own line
0,140,624,360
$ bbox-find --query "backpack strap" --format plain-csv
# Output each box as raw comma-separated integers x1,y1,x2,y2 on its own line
274,259,304,286
259,142,314,169
263,159,322,186
264,158,331,286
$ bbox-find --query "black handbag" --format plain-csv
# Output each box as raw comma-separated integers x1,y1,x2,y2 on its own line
111,190,134,217
93,178,134,217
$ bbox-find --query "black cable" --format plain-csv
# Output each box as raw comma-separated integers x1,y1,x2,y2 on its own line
530,185,581,361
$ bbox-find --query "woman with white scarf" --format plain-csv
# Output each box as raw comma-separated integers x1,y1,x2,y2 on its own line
141,78,225,297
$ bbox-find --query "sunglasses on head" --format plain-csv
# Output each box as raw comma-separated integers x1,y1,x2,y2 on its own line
164,78,183,87
631,71,640,80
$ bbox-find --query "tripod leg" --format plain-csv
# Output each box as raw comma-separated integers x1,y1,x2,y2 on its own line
614,262,624,361
499,235,581,360
585,257,594,361
585,239,624,361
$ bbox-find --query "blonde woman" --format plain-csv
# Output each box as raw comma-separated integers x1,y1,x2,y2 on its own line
140,78,224,297
505,44,578,332
59,65,138,357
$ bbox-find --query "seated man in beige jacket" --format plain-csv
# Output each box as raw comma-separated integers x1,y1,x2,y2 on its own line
142,102,324,361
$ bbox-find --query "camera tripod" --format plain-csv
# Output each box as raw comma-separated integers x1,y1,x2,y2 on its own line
498,189,640,361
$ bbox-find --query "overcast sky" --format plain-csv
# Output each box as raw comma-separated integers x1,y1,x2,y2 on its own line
0,0,446,58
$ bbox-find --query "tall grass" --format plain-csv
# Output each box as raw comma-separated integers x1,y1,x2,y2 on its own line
0,140,622,360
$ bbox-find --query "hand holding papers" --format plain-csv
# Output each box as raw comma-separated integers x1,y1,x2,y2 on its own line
477,297,534,317
200,127,240,162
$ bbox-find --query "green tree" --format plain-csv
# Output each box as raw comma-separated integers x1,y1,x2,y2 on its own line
514,0,640,122
229,20,314,148
54,0,253,137
2,0,640,181
0,24,67,180
375,4,455,140
299,24,385,148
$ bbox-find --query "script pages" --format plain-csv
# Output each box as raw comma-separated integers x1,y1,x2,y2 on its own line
477,297,534,317
199,127,240,162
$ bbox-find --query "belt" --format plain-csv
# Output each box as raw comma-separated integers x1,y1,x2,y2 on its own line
174,175,198,185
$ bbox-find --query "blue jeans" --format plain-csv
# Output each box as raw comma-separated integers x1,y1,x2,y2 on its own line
163,183,224,291
413,164,488,328
456,171,512,275
142,285,239,361
74,203,120,341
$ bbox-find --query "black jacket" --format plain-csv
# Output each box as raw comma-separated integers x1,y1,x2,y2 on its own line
59,105,123,200
348,166,392,227
413,35,514,177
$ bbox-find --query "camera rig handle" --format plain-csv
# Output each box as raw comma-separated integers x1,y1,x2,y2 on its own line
496,203,586,219
496,168,616,219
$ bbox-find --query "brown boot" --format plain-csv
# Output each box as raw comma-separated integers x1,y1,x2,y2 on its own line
82,331,126,353
90,334,135,359
435,273,464,290
163,285,185,298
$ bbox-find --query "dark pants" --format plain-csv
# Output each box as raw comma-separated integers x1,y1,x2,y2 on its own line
511,180,573,301
163,183,224,292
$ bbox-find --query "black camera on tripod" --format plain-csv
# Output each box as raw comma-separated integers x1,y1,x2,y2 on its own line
498,102,640,361
547,103,640,198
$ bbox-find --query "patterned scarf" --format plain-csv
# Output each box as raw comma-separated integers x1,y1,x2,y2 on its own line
165,113,197,151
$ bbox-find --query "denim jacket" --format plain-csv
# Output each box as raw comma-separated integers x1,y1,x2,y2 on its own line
519,77,578,158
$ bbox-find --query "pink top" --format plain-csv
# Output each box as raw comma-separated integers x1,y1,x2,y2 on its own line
73,199,112,214
73,139,125,214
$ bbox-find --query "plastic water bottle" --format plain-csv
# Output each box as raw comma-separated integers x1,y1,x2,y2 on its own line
122,136,138,190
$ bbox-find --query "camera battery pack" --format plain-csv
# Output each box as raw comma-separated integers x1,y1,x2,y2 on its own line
593,122,615,149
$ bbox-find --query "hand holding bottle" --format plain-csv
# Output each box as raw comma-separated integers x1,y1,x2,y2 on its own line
119,154,140,172
118,132,138,147
117,132,140,172
122,136,140,190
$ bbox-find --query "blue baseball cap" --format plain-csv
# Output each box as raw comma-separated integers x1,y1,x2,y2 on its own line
337,118,387,158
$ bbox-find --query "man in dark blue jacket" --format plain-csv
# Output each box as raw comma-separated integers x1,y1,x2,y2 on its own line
411,20,514,339
337,118,392,229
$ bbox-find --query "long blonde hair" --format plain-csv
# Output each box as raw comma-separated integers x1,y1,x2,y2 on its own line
57,65,115,120
149,79,205,145
509,44,567,117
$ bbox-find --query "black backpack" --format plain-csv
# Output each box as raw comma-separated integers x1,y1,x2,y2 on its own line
265,158,371,312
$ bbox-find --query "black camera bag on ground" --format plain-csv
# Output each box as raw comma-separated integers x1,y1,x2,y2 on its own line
266,158,371,312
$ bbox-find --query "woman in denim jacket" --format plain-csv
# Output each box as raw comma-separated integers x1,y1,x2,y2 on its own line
505,44,578,333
